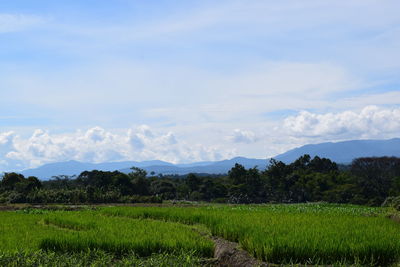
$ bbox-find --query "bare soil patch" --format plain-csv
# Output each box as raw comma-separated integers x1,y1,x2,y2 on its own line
212,236,268,267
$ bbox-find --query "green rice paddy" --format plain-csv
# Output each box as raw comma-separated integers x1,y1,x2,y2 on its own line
1,203,400,266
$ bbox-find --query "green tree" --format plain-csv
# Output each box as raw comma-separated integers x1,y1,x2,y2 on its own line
186,173,200,193
351,157,400,205
129,167,150,195
1,173,25,191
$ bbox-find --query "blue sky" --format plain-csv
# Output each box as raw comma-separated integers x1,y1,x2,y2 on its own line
0,0,400,170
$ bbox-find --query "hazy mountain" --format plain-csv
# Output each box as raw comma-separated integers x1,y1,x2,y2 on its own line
18,138,400,180
21,160,172,179
20,157,266,180
119,157,268,176
275,138,400,163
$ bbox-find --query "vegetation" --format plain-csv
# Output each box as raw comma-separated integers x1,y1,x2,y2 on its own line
0,210,213,257
2,154,400,265
0,250,204,267
1,155,400,206
1,204,400,266
102,204,400,265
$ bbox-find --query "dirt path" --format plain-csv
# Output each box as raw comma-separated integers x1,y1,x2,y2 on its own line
212,236,268,267
189,224,268,267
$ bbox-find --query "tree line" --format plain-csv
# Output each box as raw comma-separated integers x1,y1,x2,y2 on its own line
1,155,400,206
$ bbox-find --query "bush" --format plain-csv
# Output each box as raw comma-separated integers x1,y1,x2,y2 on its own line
6,191,26,203
382,196,400,210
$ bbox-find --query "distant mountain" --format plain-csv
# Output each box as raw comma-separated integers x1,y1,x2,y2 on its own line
119,157,268,176
19,138,400,180
20,157,266,180
21,160,173,180
275,138,400,164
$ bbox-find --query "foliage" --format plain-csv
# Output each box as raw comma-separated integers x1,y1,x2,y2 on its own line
102,204,399,266
1,155,400,206
382,196,400,210
351,157,400,205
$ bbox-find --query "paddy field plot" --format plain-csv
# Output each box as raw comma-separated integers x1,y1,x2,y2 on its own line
102,204,400,266
1,203,400,266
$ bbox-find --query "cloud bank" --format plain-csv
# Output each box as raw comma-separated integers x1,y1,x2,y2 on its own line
228,129,258,144
283,106,400,139
0,126,233,172
1,105,398,172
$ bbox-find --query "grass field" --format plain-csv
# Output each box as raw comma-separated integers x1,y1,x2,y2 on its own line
1,203,400,266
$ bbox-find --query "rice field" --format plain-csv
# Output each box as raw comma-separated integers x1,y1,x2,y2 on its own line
0,250,204,267
101,204,400,266
1,203,400,266
0,209,213,256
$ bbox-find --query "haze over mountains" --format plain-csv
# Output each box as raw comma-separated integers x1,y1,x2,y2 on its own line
20,138,400,180
21,157,268,180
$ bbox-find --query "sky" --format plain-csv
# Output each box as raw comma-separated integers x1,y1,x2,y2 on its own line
0,0,400,171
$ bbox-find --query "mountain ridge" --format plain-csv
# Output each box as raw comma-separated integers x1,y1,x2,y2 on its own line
275,138,400,163
17,138,400,180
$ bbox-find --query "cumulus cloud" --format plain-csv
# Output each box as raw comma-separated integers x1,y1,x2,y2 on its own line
283,106,400,139
0,125,233,172
0,132,16,152
228,129,258,144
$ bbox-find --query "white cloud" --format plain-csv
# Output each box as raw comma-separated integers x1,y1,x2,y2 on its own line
283,105,400,139
0,126,233,172
128,130,145,151
228,129,258,144
1,106,399,172
0,132,16,151
0,14,45,33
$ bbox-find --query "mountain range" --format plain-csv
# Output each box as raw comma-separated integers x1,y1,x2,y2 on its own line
19,138,400,180
275,138,400,163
